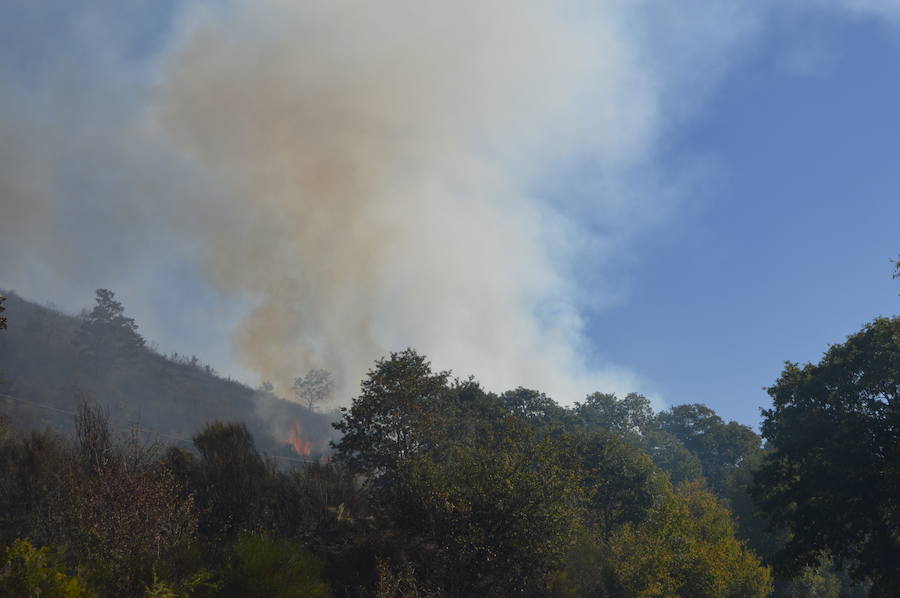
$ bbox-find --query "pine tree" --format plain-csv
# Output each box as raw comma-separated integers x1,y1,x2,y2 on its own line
76,289,145,366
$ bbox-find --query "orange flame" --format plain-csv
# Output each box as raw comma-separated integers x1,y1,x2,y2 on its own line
289,420,312,456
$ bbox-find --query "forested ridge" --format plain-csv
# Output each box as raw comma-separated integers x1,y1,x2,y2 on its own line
0,287,896,597
0,291,335,461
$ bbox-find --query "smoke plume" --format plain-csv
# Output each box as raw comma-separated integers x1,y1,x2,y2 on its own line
146,0,658,400
10,0,859,403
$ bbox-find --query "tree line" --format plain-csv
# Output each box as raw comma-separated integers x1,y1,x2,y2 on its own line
0,265,896,596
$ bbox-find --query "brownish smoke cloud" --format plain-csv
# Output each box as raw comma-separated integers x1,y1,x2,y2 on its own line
150,0,650,400
2,0,779,405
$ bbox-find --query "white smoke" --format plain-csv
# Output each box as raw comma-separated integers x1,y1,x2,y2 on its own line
146,0,662,401
2,0,884,404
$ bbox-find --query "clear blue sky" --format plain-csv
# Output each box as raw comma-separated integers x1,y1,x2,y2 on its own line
586,9,900,426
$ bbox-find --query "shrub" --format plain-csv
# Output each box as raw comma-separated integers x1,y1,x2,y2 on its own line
0,539,93,598
218,534,330,598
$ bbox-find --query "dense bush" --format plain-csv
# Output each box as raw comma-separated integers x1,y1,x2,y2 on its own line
0,344,784,596
0,539,93,598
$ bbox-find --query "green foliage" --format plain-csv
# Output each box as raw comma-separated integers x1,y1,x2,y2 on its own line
3,336,786,598
374,558,431,598
639,428,704,485
61,461,198,593
75,289,145,365
550,530,618,598
720,451,786,565
192,422,268,537
0,539,94,598
332,349,449,479
575,391,654,437
754,316,900,595
143,568,218,598
144,569,221,598
500,387,571,431
609,481,772,598
393,418,585,596
575,428,666,532
57,409,198,595
2,404,203,596
656,404,761,491
0,295,7,330
779,564,841,598
422,377,506,450
0,428,69,546
218,534,330,598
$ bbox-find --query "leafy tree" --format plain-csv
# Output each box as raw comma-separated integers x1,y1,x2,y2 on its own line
54,405,198,595
639,428,704,485
331,349,449,480
392,417,585,596
657,404,761,491
575,391,654,437
720,450,787,566
333,353,588,595
0,428,70,546
500,387,570,431
292,369,334,411
0,295,6,330
437,377,507,448
574,428,666,532
778,564,841,598
754,317,900,596
218,534,330,598
192,422,268,538
610,481,772,598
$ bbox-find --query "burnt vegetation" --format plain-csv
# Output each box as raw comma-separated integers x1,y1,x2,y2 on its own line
0,288,896,597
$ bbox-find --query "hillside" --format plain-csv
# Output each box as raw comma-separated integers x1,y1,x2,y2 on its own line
0,289,336,460
0,290,892,596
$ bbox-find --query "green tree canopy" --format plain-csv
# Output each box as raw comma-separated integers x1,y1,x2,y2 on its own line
657,403,761,490
754,316,900,596
575,391,654,437
389,417,585,596
500,387,569,429
331,349,450,480
192,422,267,537
610,481,772,598
639,428,704,485
574,428,666,533
75,289,145,364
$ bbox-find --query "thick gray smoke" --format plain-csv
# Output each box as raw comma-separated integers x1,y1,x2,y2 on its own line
149,0,656,400
5,0,881,403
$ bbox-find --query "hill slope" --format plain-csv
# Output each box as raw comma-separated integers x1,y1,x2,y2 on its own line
0,290,336,459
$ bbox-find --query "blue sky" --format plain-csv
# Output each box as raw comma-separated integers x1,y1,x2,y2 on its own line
1,1,897,426
588,8,900,425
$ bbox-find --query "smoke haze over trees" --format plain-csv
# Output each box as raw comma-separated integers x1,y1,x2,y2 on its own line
1,280,897,595
0,290,336,460
0,0,674,402
2,1,899,595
